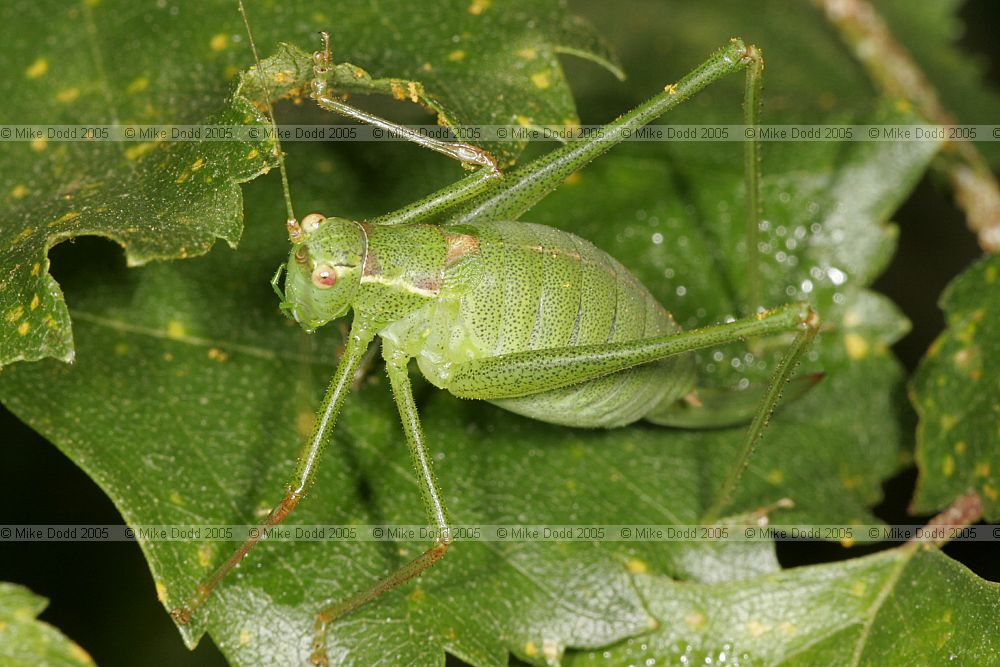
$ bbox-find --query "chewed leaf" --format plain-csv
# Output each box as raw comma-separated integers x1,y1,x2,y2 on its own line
565,546,1000,666
0,582,96,666
911,253,1000,520
0,99,274,367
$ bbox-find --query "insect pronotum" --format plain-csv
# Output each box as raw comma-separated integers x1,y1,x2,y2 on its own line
171,3,821,663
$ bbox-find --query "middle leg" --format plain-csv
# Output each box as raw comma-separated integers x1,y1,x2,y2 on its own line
311,353,453,664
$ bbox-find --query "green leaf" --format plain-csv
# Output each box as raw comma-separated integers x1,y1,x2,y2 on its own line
0,582,96,667
0,1,962,665
563,545,1000,666
911,253,1000,520
0,0,617,369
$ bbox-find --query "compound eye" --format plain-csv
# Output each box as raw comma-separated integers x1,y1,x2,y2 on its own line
302,213,326,234
311,263,337,289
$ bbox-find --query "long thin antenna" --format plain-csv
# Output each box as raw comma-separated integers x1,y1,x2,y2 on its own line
238,0,298,229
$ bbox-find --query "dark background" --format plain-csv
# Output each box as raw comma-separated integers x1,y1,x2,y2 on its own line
1,1,997,665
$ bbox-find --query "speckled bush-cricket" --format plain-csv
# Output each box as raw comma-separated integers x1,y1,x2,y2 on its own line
171,3,820,662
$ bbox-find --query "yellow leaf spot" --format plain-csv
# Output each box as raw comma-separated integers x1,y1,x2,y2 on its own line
954,441,967,455
844,333,869,360
127,76,149,94
420,62,433,72
169,491,184,505
468,0,491,14
779,621,797,636
851,580,866,597
6,305,24,322
747,620,770,637
125,141,159,161
191,157,205,171
31,136,47,152
114,342,129,356
942,610,952,623
953,347,974,366
175,170,191,184
166,321,186,339
940,414,958,432
983,484,998,501
11,184,28,199
894,99,913,114
975,462,990,477
239,630,252,645
56,88,81,103
246,148,260,160
942,455,954,477
626,558,648,574
531,72,551,89
223,65,239,80
155,581,168,604
25,57,48,79
198,544,215,568
68,643,94,664
517,114,533,127
31,263,41,276
841,474,862,490
409,587,425,603
986,265,998,283
448,50,466,62
84,0,100,6
523,641,538,657
767,469,784,484
30,295,40,311
14,227,34,243
685,612,706,629
517,47,537,60
50,211,81,227
207,347,228,362
210,33,229,52
563,172,582,186
17,321,30,336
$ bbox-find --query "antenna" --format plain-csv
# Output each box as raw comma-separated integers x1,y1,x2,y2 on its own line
238,0,299,236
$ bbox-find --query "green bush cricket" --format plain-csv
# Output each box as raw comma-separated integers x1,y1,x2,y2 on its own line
172,3,820,663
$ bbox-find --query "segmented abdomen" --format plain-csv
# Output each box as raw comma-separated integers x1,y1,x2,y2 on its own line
428,221,696,428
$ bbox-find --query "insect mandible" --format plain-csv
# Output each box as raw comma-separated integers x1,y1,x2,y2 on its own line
171,3,820,663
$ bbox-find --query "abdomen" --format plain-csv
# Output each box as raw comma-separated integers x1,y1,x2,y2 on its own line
414,221,696,428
